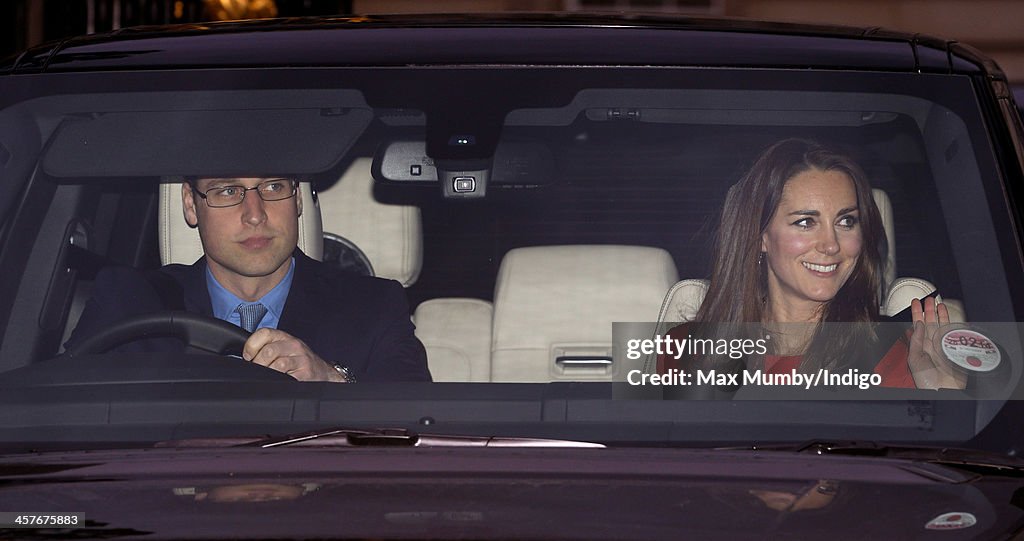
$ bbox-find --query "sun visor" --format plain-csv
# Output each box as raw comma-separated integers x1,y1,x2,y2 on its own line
42,107,372,177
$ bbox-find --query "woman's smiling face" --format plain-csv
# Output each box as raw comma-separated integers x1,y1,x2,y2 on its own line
761,167,863,321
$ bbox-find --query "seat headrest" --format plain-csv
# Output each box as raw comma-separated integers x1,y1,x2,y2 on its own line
317,158,422,286
883,277,964,322
158,181,323,266
871,188,896,287
655,279,709,324
493,245,680,352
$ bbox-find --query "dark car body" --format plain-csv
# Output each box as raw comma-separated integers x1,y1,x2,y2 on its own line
1,12,1024,539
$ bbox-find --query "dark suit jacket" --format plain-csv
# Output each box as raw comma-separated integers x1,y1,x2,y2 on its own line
64,251,432,382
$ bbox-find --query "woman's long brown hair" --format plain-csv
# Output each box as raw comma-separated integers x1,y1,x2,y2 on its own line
695,138,887,372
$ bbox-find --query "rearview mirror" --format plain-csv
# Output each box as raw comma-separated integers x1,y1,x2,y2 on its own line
372,139,554,188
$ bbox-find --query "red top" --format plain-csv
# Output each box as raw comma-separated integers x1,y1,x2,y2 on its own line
656,324,916,388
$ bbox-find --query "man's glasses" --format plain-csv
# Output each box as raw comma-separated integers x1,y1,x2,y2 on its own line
193,179,297,208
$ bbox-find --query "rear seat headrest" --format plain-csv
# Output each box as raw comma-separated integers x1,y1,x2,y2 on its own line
317,158,422,286
490,245,680,382
872,188,896,287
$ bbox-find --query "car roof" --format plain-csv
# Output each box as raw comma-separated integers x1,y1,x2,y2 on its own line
1,12,995,77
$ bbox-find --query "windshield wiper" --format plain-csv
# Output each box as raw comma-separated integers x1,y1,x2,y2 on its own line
156,428,605,449
250,427,605,448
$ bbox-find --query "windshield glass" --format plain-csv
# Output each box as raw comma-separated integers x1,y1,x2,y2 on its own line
0,63,1021,450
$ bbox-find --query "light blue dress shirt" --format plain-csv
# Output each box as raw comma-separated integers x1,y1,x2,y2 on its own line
206,257,295,331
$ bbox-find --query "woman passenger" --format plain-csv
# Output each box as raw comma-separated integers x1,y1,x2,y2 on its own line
659,138,965,390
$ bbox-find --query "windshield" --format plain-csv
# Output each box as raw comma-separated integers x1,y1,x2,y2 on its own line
0,61,1022,451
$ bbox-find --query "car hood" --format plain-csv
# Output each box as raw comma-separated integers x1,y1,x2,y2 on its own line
0,446,1020,540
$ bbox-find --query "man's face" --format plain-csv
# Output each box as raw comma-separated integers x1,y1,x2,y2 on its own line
182,177,301,282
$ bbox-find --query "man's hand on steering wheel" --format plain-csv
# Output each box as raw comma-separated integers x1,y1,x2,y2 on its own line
65,312,351,383
243,328,349,382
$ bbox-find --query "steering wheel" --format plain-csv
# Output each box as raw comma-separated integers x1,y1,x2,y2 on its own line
65,311,251,357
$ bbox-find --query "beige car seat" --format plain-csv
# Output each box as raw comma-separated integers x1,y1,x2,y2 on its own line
318,159,492,382
490,245,679,382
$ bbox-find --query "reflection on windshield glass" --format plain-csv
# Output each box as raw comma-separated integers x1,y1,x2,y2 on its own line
174,483,320,503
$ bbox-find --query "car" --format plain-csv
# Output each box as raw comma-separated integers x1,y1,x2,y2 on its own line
1,12,1024,539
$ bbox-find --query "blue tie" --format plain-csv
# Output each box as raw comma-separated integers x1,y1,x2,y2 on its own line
236,303,268,332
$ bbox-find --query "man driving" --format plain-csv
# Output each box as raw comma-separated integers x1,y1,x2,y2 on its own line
65,177,432,382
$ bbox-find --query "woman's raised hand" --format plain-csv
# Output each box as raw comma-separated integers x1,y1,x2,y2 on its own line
907,297,967,390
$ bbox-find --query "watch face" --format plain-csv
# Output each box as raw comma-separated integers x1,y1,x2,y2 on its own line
333,364,355,382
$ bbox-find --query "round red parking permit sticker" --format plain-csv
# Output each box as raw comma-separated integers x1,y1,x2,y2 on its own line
940,329,1000,372
925,512,977,530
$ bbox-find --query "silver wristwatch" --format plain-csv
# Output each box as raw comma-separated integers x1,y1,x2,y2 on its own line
331,363,356,383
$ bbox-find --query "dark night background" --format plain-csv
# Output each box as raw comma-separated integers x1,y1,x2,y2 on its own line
2,1,1022,85
2,1,353,61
